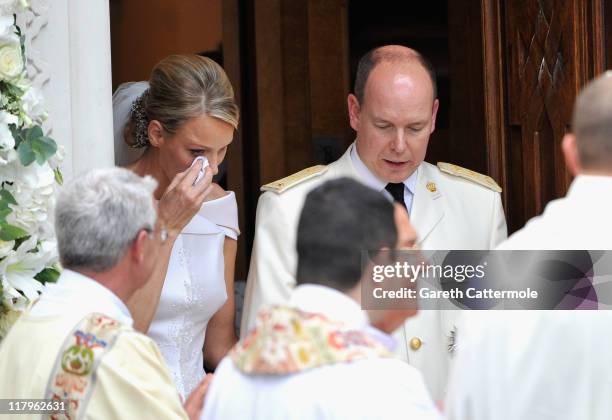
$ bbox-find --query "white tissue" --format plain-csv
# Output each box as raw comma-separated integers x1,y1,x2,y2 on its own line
191,156,209,185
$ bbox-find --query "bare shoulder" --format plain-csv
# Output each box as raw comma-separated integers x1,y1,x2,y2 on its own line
204,183,229,202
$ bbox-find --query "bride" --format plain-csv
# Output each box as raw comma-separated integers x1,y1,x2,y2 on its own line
112,54,240,398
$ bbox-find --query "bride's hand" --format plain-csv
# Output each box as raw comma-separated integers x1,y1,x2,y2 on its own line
157,160,214,236
184,373,214,420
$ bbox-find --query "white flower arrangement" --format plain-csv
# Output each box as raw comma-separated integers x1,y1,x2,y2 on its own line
0,0,27,17
0,4,62,339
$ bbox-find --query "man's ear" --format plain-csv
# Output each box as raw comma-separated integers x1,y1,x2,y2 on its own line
129,230,149,265
562,133,581,176
347,94,362,132
147,120,166,148
430,98,439,134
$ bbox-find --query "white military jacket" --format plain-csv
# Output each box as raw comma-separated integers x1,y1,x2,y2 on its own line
241,143,507,400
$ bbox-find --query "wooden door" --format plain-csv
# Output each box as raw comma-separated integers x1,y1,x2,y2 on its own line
486,0,605,233
223,0,609,271
222,0,351,276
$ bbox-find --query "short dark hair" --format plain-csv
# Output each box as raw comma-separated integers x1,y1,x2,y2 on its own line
296,178,397,292
354,46,438,104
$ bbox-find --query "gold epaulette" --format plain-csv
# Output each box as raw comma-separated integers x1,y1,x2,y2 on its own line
260,165,328,194
437,162,502,193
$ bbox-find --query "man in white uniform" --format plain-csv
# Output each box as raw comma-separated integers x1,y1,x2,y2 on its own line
0,168,208,419
241,45,507,399
204,178,441,419
445,72,612,419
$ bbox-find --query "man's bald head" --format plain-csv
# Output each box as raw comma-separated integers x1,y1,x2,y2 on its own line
354,45,437,104
572,72,612,171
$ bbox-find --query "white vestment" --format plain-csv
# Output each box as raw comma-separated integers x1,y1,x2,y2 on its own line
0,270,187,419
204,284,441,420
446,175,612,420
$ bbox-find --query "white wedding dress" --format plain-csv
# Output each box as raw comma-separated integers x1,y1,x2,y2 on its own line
112,80,240,398
147,192,240,398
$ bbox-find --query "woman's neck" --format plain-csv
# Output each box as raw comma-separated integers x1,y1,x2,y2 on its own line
129,148,169,200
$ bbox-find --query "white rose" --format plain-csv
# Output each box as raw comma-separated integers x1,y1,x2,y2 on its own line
0,39,23,81
0,0,28,16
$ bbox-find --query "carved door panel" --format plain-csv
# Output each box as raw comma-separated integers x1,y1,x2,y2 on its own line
499,0,604,232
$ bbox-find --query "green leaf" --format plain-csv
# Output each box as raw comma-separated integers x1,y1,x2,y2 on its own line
16,126,58,166
13,235,29,250
0,82,24,101
0,208,11,223
0,222,28,241
31,136,57,165
25,125,43,142
8,123,18,137
34,267,60,284
54,168,63,185
0,190,17,206
0,189,16,222
17,138,35,165
8,123,23,148
19,33,25,65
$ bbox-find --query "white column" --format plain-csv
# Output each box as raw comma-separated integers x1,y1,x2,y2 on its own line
66,0,114,175
20,0,114,181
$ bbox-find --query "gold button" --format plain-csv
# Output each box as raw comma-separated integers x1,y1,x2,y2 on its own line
409,337,422,351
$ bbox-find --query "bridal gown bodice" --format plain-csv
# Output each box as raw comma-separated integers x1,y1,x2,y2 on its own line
147,191,239,398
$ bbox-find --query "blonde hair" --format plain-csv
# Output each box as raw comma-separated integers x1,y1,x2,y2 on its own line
125,54,239,147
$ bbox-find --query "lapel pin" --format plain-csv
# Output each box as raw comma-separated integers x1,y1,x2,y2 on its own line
426,182,437,193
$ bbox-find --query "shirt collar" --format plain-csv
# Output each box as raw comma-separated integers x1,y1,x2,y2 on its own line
289,284,397,351
350,142,418,194
29,269,133,327
289,284,368,328
363,325,398,352
567,174,612,198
